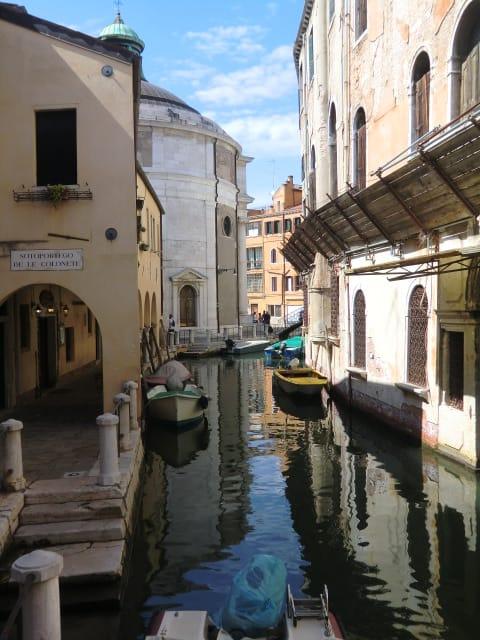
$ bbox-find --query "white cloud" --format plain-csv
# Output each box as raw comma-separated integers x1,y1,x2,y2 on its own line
168,61,216,87
185,25,267,58
220,112,300,159
193,46,297,107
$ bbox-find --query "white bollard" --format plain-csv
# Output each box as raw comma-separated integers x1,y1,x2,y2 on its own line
189,328,195,344
238,326,243,339
114,394,132,451
174,330,180,346
123,381,139,431
1,419,26,491
96,413,121,486
205,330,211,345
252,324,257,338
11,549,63,640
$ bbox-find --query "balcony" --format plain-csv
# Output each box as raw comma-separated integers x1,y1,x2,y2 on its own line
13,185,93,203
247,260,263,270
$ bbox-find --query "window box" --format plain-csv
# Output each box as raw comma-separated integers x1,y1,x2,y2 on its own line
13,186,93,203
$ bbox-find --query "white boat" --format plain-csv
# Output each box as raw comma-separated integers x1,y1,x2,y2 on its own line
227,339,272,354
146,586,344,640
146,383,207,429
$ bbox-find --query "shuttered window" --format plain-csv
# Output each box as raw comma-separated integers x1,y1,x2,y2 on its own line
461,43,480,113
356,124,367,190
415,72,430,139
355,0,367,39
308,30,315,82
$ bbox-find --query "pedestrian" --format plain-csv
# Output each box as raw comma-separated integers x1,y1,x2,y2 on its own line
252,311,257,324
168,313,175,333
263,310,271,335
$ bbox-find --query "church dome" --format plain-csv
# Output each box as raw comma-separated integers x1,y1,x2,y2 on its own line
140,81,200,114
99,12,144,55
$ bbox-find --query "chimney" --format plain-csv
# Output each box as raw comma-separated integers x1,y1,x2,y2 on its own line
288,176,293,184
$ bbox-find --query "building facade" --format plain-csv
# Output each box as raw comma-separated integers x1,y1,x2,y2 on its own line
0,4,162,411
246,177,304,325
284,0,480,468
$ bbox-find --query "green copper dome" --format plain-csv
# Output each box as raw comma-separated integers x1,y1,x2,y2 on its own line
99,12,144,55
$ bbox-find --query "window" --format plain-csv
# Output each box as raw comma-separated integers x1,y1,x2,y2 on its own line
36,109,77,186
353,290,366,368
268,305,282,317
265,221,273,234
301,156,305,182
284,219,292,233
247,222,261,237
223,216,232,237
446,331,464,410
271,249,277,263
285,276,294,292
19,304,30,350
355,0,367,40
411,53,431,142
65,327,75,362
294,217,302,227
329,0,335,21
271,277,278,292
274,220,280,234
451,4,480,116
407,286,428,387
353,108,367,190
298,65,304,110
330,270,339,337
87,309,93,335
308,29,315,82
247,247,262,270
247,274,263,293
295,276,302,290
309,146,317,209
329,103,338,197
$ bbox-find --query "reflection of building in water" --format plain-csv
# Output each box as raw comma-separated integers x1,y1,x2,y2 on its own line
286,399,480,637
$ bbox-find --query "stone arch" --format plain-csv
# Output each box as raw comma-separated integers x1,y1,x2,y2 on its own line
449,1,480,117
179,285,197,327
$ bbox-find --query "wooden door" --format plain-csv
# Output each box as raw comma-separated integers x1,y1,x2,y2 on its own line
180,286,197,327
461,43,480,113
356,124,367,190
415,72,430,139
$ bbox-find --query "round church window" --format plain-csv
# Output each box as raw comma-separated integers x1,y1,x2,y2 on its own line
223,216,232,237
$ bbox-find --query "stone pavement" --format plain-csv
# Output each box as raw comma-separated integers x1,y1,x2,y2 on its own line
0,365,102,484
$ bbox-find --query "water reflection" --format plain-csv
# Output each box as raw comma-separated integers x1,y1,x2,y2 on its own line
121,356,480,640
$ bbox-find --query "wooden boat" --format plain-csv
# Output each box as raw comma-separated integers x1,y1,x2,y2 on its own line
146,586,344,640
225,338,272,355
146,383,208,429
273,368,328,396
265,336,304,359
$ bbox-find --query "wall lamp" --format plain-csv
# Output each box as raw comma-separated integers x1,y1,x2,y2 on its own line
62,304,70,317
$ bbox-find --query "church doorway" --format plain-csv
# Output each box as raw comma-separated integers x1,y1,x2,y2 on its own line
37,315,58,390
180,285,197,327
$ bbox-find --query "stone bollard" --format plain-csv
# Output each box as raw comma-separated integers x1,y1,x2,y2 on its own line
205,330,211,345
189,328,195,344
11,549,63,640
1,419,26,492
123,381,139,431
238,326,243,339
114,394,132,451
252,324,257,338
223,327,229,340
96,413,121,486
174,330,180,346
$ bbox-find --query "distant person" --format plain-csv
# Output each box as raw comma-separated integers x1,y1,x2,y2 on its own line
252,311,257,324
168,313,175,333
299,310,304,324
263,310,271,335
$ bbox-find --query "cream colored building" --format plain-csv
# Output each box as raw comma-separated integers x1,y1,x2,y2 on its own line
246,177,304,325
284,0,480,468
0,4,162,412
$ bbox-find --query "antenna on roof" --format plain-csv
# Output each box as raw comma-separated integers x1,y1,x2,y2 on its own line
114,0,122,16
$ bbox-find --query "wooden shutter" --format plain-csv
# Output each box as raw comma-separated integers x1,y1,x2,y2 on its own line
357,125,366,190
461,43,480,113
415,72,430,139
356,0,367,38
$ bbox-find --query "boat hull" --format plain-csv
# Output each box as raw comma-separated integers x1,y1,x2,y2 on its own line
273,368,328,397
147,390,205,429
232,339,272,354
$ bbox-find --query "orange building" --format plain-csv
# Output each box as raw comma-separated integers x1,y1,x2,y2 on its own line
246,177,304,325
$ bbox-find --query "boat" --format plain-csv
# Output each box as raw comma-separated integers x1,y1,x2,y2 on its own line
273,367,328,396
144,360,209,429
146,586,343,640
273,388,327,420
146,417,209,466
224,338,272,355
146,554,344,640
265,336,304,359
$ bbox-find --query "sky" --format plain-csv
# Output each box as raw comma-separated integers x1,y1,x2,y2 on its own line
25,0,304,208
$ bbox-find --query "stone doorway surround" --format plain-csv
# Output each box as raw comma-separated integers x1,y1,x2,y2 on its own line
170,268,207,329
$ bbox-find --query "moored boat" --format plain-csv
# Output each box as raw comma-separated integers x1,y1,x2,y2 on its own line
225,338,272,354
273,367,328,396
265,336,304,359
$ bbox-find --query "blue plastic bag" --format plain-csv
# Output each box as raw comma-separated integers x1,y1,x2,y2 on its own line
221,555,287,638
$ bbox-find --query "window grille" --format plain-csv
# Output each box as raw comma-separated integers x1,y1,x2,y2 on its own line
353,290,366,368
407,285,428,387
330,270,339,337
247,275,263,293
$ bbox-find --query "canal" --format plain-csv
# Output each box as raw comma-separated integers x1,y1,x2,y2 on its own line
93,355,480,639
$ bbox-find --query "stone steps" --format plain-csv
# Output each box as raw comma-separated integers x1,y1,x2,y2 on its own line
20,499,125,525
14,518,125,547
24,476,124,506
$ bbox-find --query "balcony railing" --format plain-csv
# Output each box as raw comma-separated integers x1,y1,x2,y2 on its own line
13,186,93,203
247,260,263,270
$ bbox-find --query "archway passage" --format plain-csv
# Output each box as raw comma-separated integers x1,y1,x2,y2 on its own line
0,284,103,481
180,285,197,327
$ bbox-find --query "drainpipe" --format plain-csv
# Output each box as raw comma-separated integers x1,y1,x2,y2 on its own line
213,139,220,334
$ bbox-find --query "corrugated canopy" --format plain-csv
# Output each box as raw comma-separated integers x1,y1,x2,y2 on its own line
283,107,480,272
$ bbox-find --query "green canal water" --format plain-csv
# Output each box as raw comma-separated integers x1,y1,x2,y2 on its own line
71,355,480,639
